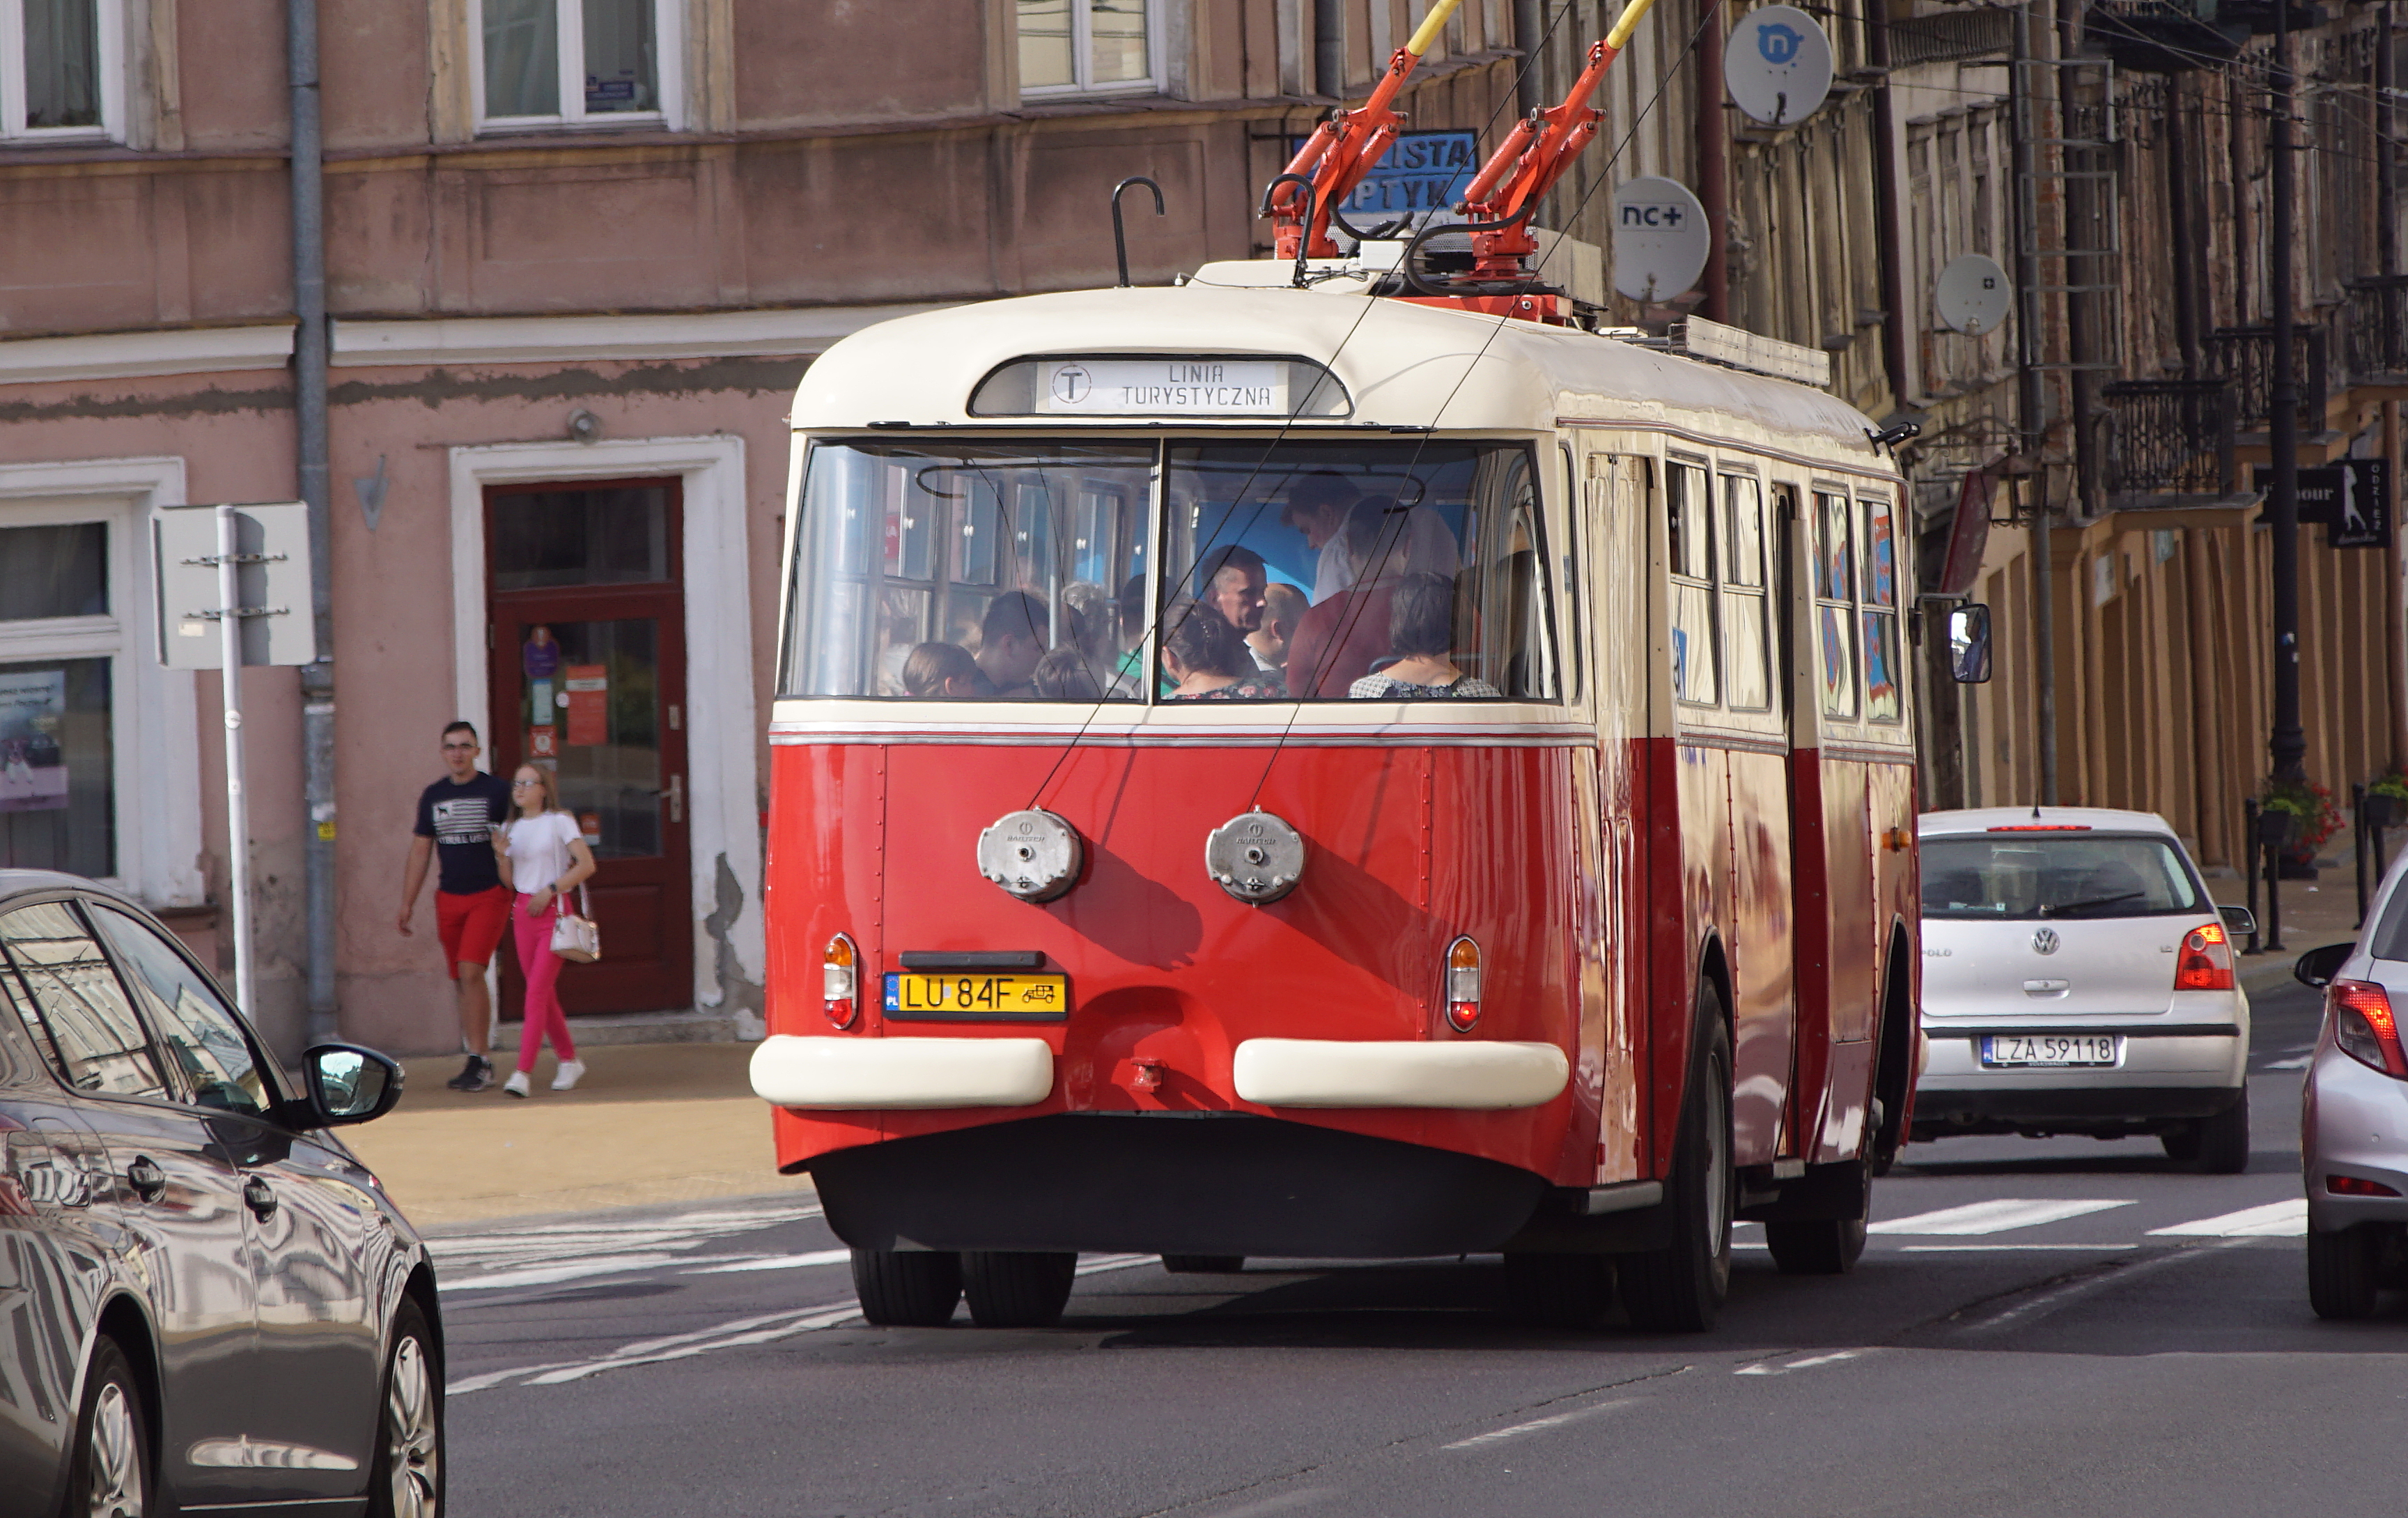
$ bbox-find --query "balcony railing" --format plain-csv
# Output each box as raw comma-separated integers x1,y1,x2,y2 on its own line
2102,378,2238,504
2205,323,2329,432
2344,276,2408,382
2085,0,2246,70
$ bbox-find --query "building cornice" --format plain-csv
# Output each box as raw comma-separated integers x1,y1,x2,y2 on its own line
329,305,948,369
0,325,294,385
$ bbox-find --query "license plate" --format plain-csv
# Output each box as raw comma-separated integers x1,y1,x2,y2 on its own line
883,972,1069,1021
1980,1034,2122,1068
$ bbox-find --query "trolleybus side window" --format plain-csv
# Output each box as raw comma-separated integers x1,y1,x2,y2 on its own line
1860,496,1904,722
1163,441,1558,702
1720,473,1771,711
782,442,1155,701
1812,489,1858,718
1667,462,1717,706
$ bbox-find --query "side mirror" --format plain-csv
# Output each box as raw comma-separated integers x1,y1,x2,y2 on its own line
1948,603,1993,683
301,1043,404,1128
2294,942,2355,990
2219,904,2258,939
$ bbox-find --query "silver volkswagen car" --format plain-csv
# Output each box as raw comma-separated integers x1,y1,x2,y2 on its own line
2298,848,2408,1317
1914,807,2255,1169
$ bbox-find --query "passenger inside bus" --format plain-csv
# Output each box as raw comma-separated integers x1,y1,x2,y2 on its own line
1032,645,1105,701
1193,545,1270,639
900,641,995,699
1284,470,1459,602
975,591,1052,697
1160,601,1286,700
1349,574,1503,699
1284,498,1413,697
1250,582,1307,673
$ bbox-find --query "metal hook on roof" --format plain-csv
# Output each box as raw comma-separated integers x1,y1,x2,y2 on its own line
1112,176,1165,288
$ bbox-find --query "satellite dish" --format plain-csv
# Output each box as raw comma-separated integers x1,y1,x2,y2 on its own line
1935,253,2013,335
1725,6,1833,128
1611,178,1710,302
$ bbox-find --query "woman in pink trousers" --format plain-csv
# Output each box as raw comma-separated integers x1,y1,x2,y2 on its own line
492,763,597,1097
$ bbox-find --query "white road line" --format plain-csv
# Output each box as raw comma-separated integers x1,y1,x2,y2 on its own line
2264,1055,2313,1070
683,1248,855,1275
1868,1198,2133,1236
1956,1238,2253,1333
2147,1199,2308,1237
1076,1253,1161,1276
1442,1398,1632,1450
1901,1244,2138,1253
440,1253,694,1294
1734,1349,1869,1377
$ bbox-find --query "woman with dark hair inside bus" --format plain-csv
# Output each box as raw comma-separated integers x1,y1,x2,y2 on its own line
1349,573,1501,699
1284,496,1419,697
900,641,995,699
1160,600,1285,700
1032,644,1105,701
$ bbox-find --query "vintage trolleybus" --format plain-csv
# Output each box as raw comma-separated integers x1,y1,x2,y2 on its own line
753,273,1927,1332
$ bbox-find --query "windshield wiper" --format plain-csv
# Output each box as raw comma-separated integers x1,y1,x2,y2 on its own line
2041,890,2145,917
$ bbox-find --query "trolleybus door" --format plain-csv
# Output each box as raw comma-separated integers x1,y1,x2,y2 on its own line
1578,443,1650,1182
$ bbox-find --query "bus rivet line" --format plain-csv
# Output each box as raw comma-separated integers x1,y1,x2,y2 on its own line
1205,812,1307,905
977,809,1085,902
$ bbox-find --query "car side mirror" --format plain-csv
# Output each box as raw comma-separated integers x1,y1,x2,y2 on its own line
2294,941,2354,990
301,1043,404,1127
1948,603,1993,683
2219,904,2258,939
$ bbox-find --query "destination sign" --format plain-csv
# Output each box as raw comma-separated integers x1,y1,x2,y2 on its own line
1035,359,1288,416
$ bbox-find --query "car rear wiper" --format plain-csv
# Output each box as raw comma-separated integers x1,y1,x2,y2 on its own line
2040,890,2145,917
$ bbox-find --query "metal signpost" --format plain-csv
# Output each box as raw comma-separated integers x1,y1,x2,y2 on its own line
155,502,314,1019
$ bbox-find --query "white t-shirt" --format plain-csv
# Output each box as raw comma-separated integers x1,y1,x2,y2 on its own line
506,812,582,895
1312,506,1461,603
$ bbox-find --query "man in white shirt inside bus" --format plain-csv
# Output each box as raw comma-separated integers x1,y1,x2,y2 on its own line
1283,470,1459,603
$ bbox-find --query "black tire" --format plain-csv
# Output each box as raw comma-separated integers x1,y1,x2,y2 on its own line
1619,1002,1735,1333
371,1299,444,1518
2308,1225,2382,1320
2193,1089,2250,1175
2159,1124,2203,1163
1501,1253,1615,1328
961,1251,1078,1328
851,1248,963,1326
1159,1255,1245,1275
1764,1215,1869,1276
68,1338,149,1518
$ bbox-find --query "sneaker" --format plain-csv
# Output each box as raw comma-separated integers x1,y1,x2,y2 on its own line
502,1071,531,1099
446,1055,493,1092
550,1059,586,1092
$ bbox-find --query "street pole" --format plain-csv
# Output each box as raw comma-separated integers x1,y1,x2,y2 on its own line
2268,0,2308,784
215,506,256,1020
289,0,339,1044
2011,0,2059,804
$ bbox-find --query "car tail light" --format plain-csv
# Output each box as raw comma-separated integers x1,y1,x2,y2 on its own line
2326,1174,2402,1198
2173,922,2235,991
1444,937,1482,1032
2330,979,2408,1078
823,934,860,1030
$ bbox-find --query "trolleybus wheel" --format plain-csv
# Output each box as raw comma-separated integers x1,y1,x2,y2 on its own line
1160,1255,1245,1275
851,1248,963,1326
1501,1252,1615,1328
1618,1000,1734,1333
961,1251,1078,1328
1763,1214,1868,1276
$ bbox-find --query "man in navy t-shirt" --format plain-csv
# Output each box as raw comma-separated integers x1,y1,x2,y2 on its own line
397,720,515,1090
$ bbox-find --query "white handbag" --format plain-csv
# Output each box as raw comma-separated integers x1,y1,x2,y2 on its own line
549,883,600,964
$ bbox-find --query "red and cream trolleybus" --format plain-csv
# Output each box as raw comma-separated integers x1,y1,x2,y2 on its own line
753,0,1936,1332
752,277,1930,1332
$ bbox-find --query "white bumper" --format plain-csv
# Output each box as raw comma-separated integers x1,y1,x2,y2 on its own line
1232,1039,1569,1110
749,1035,1054,1110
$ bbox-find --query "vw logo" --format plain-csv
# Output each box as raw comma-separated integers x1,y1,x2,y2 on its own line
2031,927,2060,956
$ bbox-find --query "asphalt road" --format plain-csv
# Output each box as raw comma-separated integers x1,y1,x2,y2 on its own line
434,977,2401,1518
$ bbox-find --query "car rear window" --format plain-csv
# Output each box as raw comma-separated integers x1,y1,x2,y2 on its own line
1921,833,2207,920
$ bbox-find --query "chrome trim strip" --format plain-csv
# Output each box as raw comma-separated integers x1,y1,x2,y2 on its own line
1576,1180,1665,1216
770,718,1597,748
1676,730,1792,757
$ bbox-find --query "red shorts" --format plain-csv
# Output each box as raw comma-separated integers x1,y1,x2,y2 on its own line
436,886,511,977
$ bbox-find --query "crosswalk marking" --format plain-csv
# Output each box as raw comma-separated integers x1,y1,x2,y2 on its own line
1869,1198,2134,1236
2146,1199,2307,1237
683,1248,854,1276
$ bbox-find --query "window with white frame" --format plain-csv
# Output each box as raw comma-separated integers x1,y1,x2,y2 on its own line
476,0,682,130
0,510,118,876
1018,0,1156,96
0,0,121,141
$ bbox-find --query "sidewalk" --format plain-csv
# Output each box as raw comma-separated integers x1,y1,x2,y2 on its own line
339,1041,814,1230
2235,873,2365,995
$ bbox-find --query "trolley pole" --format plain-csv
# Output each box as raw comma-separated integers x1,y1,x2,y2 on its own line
2268,0,2308,785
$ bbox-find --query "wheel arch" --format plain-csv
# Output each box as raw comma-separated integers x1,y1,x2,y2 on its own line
1869,914,1916,1163
88,1292,164,1485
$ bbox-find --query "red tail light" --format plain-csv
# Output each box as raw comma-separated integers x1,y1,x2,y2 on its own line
823,934,860,1030
2173,922,2235,991
1444,937,1482,1032
2331,979,2408,1078
2326,1174,2402,1198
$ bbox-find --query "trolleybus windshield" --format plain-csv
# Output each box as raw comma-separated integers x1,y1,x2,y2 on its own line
782,438,1557,704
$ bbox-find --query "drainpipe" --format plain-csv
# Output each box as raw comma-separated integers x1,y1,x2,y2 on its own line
1314,0,1346,94
290,0,337,1045
1865,0,1911,409
1696,5,1729,321
1514,0,1544,114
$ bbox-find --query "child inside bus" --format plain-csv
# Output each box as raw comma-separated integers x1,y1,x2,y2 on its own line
901,641,995,699
1032,645,1106,702
1348,574,1501,699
